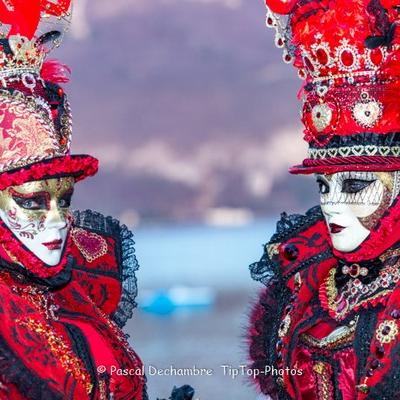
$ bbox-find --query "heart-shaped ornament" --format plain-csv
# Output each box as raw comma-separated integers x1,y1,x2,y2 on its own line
311,103,333,132
352,99,383,128
365,145,378,156
72,228,108,263
392,147,400,156
352,146,364,156
327,148,337,157
380,146,390,156
339,147,351,157
303,98,338,146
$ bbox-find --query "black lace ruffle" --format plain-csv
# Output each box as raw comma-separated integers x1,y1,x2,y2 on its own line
250,206,323,286
72,209,139,328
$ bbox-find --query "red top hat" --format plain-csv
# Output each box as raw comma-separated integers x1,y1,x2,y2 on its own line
265,0,400,174
0,0,97,189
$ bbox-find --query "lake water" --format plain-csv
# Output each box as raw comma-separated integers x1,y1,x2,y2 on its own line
128,220,276,399
134,219,275,290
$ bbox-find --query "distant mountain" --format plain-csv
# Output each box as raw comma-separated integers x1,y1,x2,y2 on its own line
61,0,318,224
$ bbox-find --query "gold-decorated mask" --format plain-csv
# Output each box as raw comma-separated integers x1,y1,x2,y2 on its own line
0,177,75,266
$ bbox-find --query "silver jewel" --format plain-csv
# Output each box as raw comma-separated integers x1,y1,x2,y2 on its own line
316,85,329,97
352,92,383,128
21,72,36,90
311,103,332,132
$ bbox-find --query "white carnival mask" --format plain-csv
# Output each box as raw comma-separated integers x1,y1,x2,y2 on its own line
0,177,74,266
316,171,400,252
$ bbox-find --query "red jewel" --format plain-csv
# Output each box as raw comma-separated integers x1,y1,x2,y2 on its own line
282,244,299,261
298,69,306,78
316,48,328,65
284,54,292,62
304,56,315,72
376,345,385,358
341,50,354,67
370,48,383,66
277,38,284,47
58,88,64,97
267,17,273,25
349,264,360,277
266,0,296,14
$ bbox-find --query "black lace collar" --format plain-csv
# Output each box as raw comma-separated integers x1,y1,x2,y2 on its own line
0,255,74,289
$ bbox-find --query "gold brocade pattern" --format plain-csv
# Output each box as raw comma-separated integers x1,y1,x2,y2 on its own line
313,361,334,400
0,90,72,173
16,317,93,395
301,319,357,350
0,102,56,165
2,271,94,396
6,115,55,157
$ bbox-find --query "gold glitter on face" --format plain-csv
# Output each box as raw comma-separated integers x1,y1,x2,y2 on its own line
0,177,75,266
0,177,75,221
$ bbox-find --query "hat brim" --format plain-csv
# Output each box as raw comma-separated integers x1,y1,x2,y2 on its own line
0,155,98,189
290,156,400,175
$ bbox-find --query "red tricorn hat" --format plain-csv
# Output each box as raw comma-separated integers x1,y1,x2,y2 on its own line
0,0,98,189
265,0,400,174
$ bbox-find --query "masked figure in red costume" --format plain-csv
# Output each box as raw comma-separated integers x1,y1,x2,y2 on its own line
0,2,197,400
247,1,400,399
0,1,151,399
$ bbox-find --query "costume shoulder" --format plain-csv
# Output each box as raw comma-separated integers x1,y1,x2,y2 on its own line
71,209,138,328
250,205,332,286
247,206,333,398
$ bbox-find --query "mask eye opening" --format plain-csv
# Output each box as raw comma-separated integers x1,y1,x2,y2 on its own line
316,176,330,195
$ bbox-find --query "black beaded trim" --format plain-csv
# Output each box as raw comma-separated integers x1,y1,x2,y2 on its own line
310,132,400,150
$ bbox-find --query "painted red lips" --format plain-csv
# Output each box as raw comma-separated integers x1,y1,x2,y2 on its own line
42,239,62,250
329,223,345,234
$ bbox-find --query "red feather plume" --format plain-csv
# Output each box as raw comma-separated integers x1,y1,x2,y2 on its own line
265,0,297,14
0,0,72,39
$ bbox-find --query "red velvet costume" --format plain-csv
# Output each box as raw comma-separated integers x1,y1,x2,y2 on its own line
248,1,400,399
248,206,400,399
0,210,147,400
0,1,147,399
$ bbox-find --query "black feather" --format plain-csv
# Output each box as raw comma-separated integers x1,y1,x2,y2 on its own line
365,22,398,49
36,31,61,46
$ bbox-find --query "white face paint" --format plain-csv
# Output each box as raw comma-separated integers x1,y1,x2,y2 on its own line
0,178,74,266
316,171,396,252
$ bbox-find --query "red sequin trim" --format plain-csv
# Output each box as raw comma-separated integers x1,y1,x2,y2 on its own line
0,155,98,190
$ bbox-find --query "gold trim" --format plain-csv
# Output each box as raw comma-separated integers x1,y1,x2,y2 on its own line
301,319,357,349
